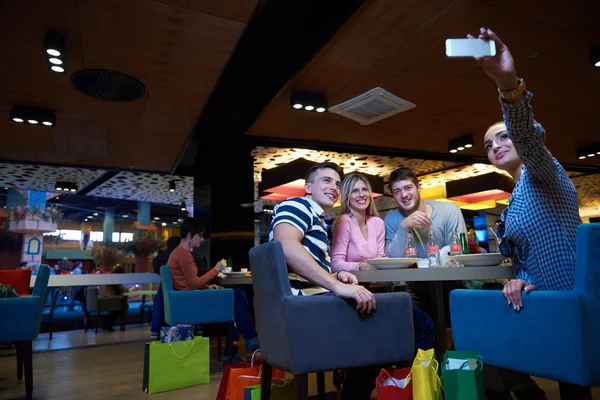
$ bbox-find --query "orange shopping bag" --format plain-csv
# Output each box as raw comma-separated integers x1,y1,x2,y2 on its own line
226,351,285,400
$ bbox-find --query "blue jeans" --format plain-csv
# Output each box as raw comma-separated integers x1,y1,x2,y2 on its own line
232,288,258,341
150,285,165,334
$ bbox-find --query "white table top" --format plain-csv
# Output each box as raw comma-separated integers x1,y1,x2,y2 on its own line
353,265,514,283
30,273,161,288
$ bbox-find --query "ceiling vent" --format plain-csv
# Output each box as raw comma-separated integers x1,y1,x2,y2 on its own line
70,69,146,101
328,87,416,125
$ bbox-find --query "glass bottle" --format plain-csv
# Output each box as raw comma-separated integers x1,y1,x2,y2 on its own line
459,233,471,255
427,229,441,267
405,230,417,258
449,229,462,256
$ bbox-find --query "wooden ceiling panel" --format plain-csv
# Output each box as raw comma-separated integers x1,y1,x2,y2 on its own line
248,0,600,168
150,0,258,24
0,0,249,172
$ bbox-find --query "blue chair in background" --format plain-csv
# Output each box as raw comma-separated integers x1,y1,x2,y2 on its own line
0,264,50,400
160,265,235,361
450,223,600,387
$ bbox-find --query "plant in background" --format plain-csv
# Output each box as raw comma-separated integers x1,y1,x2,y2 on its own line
89,245,123,269
120,230,163,256
9,205,62,223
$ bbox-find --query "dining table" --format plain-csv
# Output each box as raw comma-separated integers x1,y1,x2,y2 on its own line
30,272,161,288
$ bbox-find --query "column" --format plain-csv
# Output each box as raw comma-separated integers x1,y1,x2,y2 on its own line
103,207,115,243
138,201,150,225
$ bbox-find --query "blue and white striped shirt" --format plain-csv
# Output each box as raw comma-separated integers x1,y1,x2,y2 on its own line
269,197,330,295
499,91,581,290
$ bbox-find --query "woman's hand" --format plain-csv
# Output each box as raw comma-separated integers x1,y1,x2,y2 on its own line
358,261,376,271
205,284,224,290
502,279,537,310
467,28,518,91
214,259,227,272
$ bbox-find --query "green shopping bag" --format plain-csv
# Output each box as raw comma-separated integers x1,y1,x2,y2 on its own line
143,337,209,394
243,378,294,400
441,350,485,400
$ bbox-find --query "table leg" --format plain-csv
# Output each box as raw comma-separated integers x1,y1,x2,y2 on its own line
429,281,447,365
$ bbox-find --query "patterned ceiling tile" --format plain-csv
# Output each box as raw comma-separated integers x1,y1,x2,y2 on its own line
88,172,194,205
252,146,461,182
0,162,105,192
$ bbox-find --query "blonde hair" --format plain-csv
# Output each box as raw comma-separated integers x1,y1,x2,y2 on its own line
338,173,379,218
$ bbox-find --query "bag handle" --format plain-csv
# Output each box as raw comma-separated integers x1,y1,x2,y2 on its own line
412,357,444,392
168,341,195,359
380,368,411,389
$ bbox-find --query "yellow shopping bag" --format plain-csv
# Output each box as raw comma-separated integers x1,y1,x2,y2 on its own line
411,348,442,400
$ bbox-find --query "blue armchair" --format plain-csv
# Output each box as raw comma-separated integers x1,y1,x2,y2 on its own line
249,241,416,399
160,265,235,361
0,264,50,400
450,223,600,387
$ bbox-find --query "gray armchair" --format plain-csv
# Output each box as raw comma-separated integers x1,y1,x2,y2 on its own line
249,241,415,399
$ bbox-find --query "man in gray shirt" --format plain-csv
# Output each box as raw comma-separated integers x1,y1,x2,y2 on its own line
384,167,468,326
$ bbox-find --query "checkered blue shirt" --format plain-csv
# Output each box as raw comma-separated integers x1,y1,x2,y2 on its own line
499,91,581,290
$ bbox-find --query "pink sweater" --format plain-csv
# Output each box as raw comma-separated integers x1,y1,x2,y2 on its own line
331,214,386,272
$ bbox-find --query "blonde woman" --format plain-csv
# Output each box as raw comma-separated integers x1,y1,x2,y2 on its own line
331,173,385,272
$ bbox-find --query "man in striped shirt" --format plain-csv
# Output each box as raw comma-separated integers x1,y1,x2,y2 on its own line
269,162,376,310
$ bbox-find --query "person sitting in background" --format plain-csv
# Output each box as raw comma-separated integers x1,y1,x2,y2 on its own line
150,236,181,337
468,27,589,400
168,218,259,361
100,266,129,332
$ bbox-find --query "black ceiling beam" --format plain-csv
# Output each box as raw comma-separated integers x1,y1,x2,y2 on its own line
76,171,120,196
172,0,366,177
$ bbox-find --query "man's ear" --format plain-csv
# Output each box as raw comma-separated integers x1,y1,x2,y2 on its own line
417,183,422,193
304,182,311,195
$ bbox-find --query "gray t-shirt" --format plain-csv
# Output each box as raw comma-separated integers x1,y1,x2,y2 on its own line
384,200,467,258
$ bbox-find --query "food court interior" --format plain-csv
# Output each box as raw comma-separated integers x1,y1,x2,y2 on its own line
1,0,599,399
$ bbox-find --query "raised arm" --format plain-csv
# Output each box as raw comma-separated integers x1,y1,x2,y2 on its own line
180,254,223,290
501,91,556,184
331,216,360,272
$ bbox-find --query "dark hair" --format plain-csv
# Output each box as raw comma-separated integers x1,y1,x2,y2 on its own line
166,236,181,250
305,162,344,183
180,218,205,240
112,266,125,274
389,168,419,192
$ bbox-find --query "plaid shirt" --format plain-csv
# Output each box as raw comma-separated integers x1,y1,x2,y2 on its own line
499,91,581,290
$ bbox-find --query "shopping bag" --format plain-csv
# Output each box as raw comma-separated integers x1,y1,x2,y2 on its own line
441,350,485,400
411,348,442,400
226,351,285,400
243,378,294,400
376,367,413,400
218,362,254,400
142,337,209,394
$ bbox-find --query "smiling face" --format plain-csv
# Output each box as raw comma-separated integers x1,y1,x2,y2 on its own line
305,167,341,210
349,179,371,213
391,178,421,215
484,122,521,172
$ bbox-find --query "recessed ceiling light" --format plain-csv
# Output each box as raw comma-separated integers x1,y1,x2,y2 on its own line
10,106,57,127
290,90,327,113
154,217,160,220
316,107,326,113
46,49,61,57
304,105,314,111
48,58,62,65
161,222,167,227
87,215,93,218
93,212,98,216
588,153,595,157
464,144,473,148
578,156,587,159
42,121,53,126
122,214,128,218
449,149,458,153
28,119,39,124
12,118,23,123
457,146,465,151
70,188,76,192
56,187,62,191
51,66,65,73
84,218,88,221
293,103,303,109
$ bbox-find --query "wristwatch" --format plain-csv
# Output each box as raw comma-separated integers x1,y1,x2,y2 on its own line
498,78,526,100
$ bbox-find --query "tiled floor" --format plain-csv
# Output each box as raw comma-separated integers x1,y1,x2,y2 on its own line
0,328,597,399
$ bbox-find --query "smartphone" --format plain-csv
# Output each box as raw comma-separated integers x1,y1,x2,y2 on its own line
445,38,496,57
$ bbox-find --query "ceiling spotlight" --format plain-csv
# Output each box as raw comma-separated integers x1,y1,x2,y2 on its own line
576,143,600,161
448,134,474,154
56,186,62,191
87,215,93,219
181,201,187,212
10,106,56,127
154,217,160,220
93,212,98,216
290,90,327,113
590,45,600,68
44,31,67,75
161,222,167,227
122,214,129,218
169,181,176,192
55,181,77,192
84,218,88,222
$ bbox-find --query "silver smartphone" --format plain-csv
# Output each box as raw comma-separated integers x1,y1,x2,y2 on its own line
445,38,496,57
